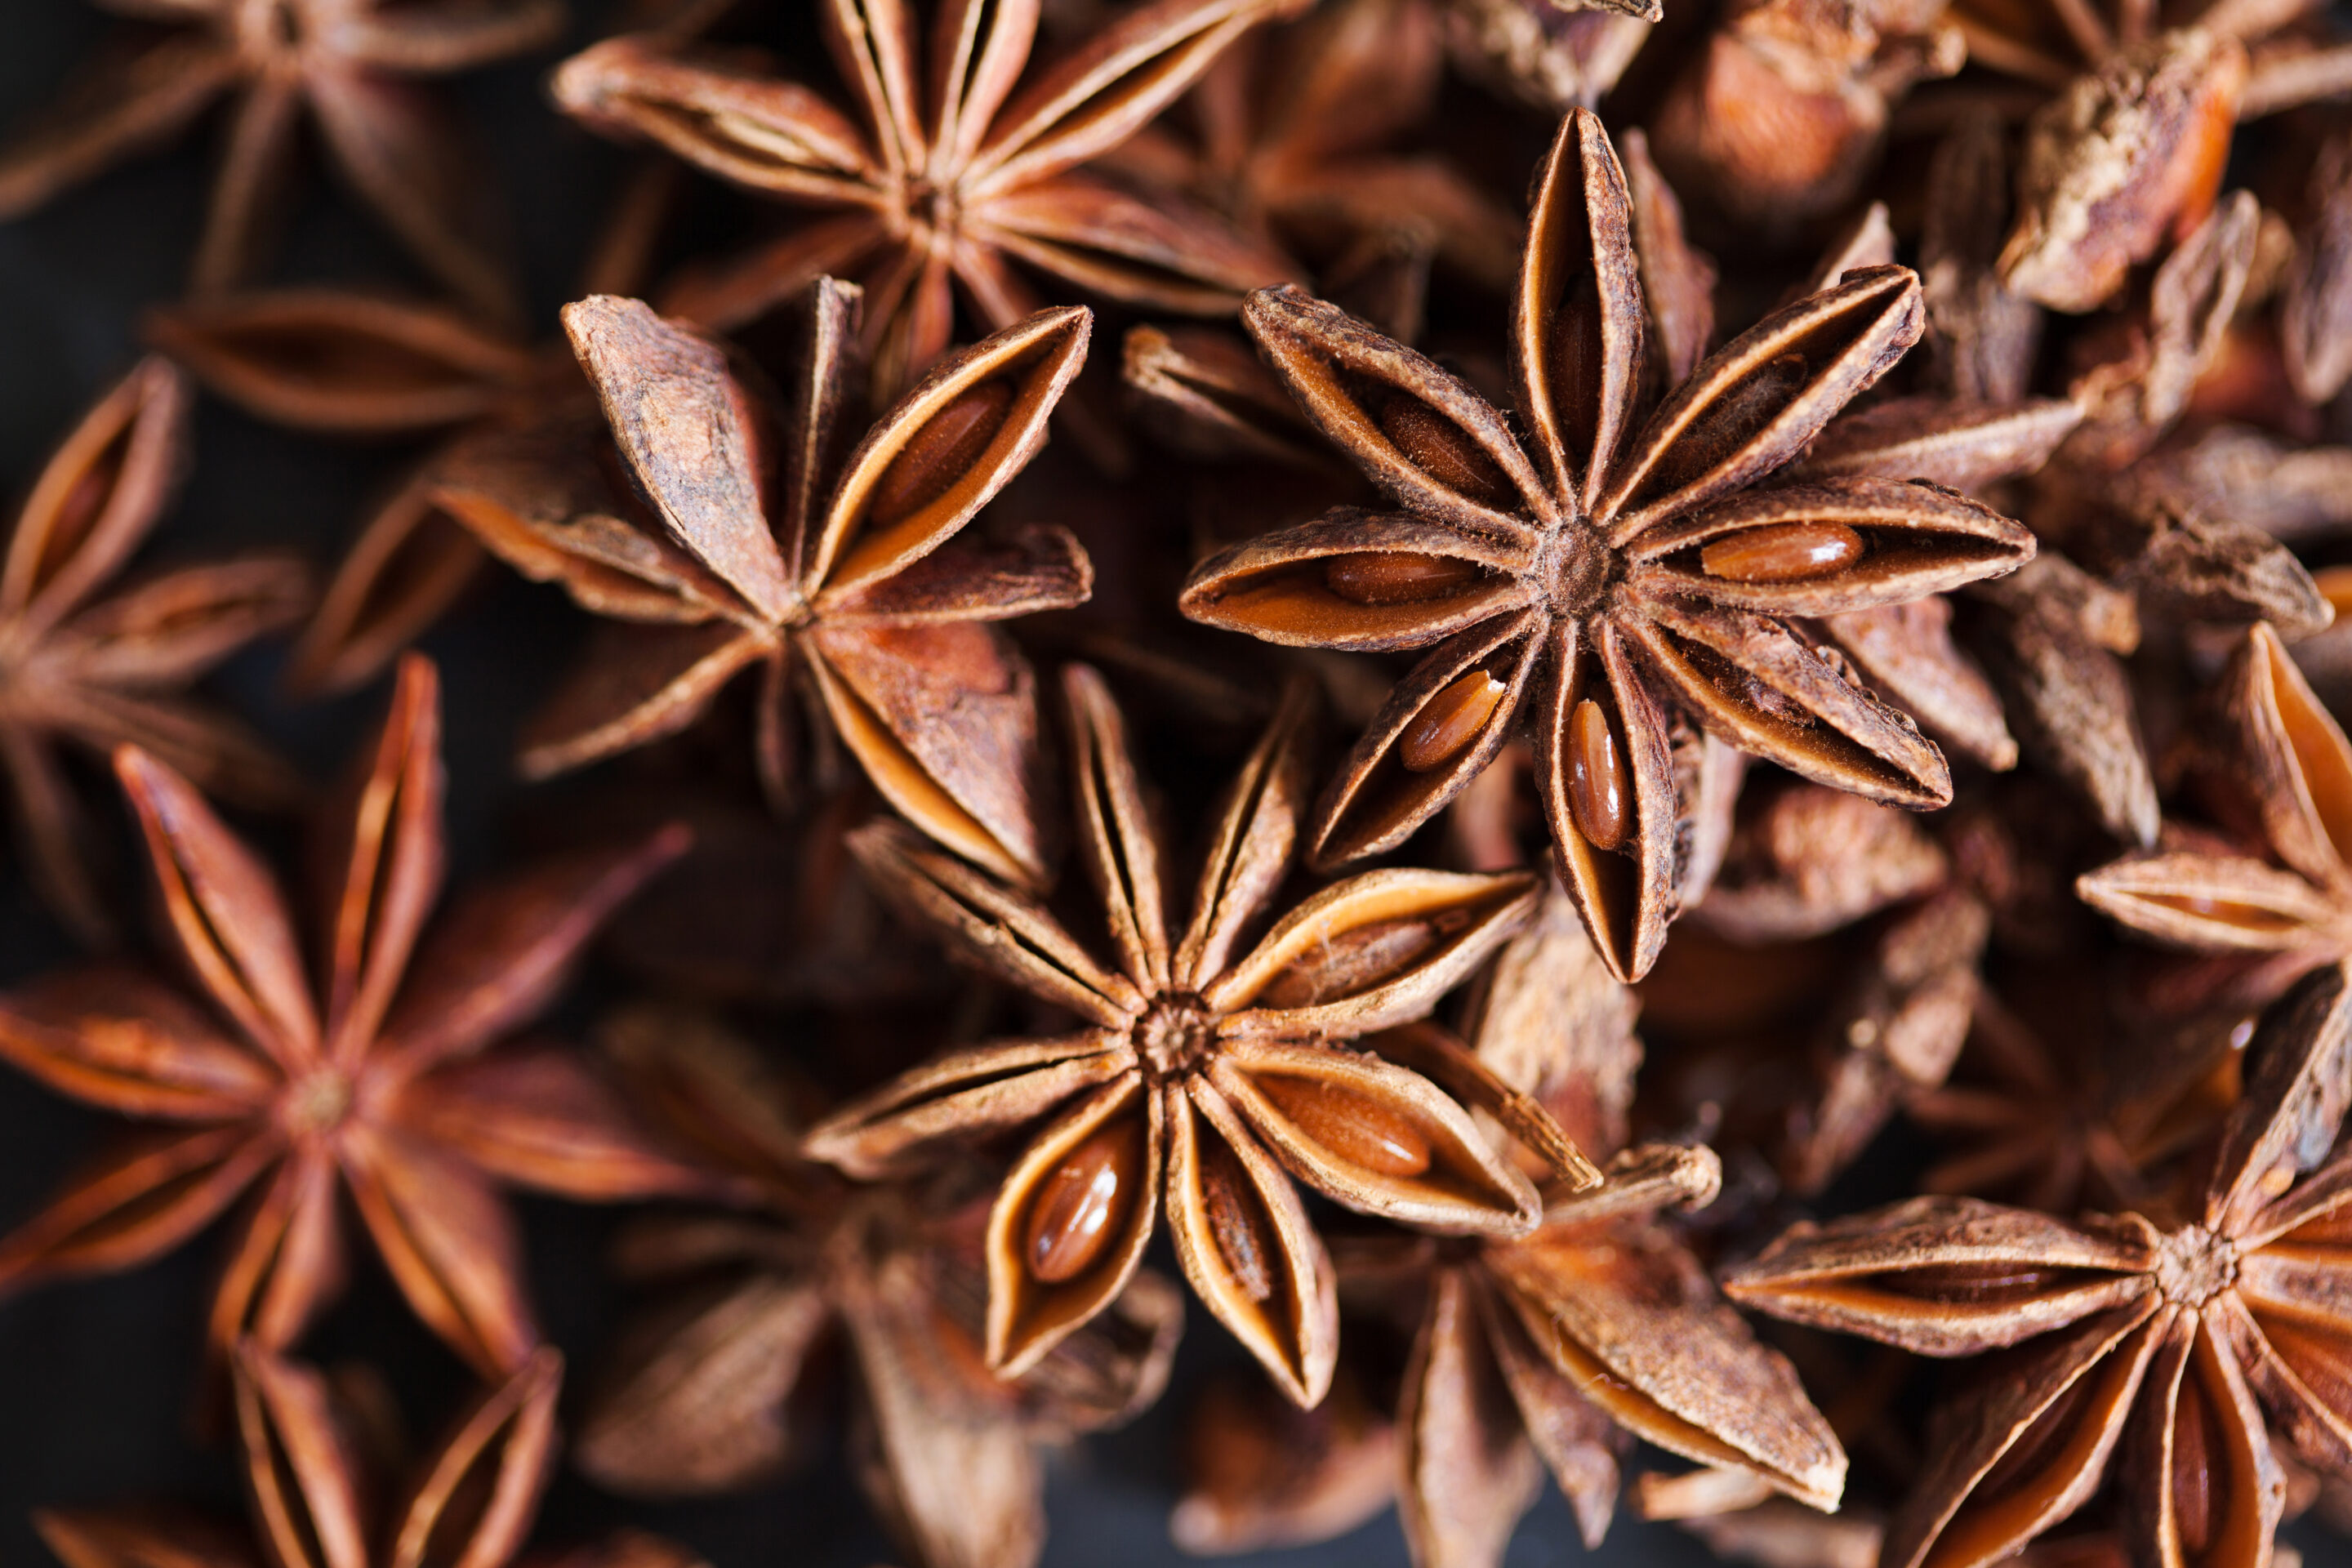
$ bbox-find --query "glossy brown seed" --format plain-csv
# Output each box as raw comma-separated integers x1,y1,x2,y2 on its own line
1200,1139,1276,1303
1255,1076,1433,1177
1026,1118,1142,1284
1325,551,1481,605
866,379,1014,527
1400,669,1507,772
1375,394,1513,507
1546,264,1606,467
2174,1365,2216,1556
1566,697,1631,850
1699,521,1865,583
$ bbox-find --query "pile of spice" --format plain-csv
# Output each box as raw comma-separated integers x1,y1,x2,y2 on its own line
0,0,2349,1565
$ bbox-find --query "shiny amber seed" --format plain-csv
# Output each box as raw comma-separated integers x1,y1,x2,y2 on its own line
1256,1076,1432,1177
867,378,1014,527
1879,1261,2074,1303
1566,697,1630,851
1699,520,1865,584
2172,1366,2219,1556
1024,1117,1140,1284
1323,551,1480,606
1399,668,1507,773
1375,395,1514,508
1199,1139,1276,1303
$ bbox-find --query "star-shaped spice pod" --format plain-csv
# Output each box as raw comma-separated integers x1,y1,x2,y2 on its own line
1724,956,2352,1568
804,666,1592,1405
2079,623,2352,1013
434,282,1092,890
0,655,709,1376
576,1004,1179,1568
39,1343,698,1568
1367,893,1847,1566
1178,109,2037,982
550,0,1298,398
0,0,559,320
0,354,310,945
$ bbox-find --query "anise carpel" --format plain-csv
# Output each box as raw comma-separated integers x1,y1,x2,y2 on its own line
576,1004,1178,1568
0,655,710,1376
1725,955,2352,1568
803,665,1592,1406
38,1342,702,1568
1178,109,2036,982
0,0,560,320
433,280,1092,890
0,354,310,945
550,0,1300,400
2079,622,2352,1013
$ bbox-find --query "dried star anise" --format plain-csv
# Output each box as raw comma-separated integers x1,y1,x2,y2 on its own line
38,1343,699,1568
2079,622,2352,1013
0,354,310,945
574,1004,1178,1568
1178,109,2035,982
550,0,1298,398
1104,0,1522,343
0,656,708,1375
1370,889,1848,1567
1725,955,2352,1568
0,0,559,320
804,666,1589,1405
434,282,1093,889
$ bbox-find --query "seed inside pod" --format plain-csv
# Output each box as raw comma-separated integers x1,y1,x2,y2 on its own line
1875,1261,2074,1303
1566,697,1630,849
1256,1076,1432,1177
1375,394,1514,508
1025,1116,1141,1284
1400,668,1507,772
1257,917,1444,1009
1644,352,1808,497
1699,520,1864,583
2172,1368,2219,1556
867,378,1014,528
1200,1139,1276,1302
1324,551,1480,605
1544,263,1605,460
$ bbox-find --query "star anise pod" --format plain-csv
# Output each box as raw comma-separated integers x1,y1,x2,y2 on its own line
0,354,310,945
0,0,560,321
1104,0,1522,343
2079,622,2352,1013
1439,0,1656,114
573,1004,1178,1568
1724,954,2352,1568
804,666,1588,1405
38,1343,701,1568
1178,109,2037,982
142,165,684,696
433,282,1092,889
1367,885,1848,1566
0,655,709,1375
1166,1361,1400,1553
550,0,1299,399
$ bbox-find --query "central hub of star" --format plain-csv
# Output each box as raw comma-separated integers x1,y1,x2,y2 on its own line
2152,1223,2239,1307
1544,519,1615,619
1134,994,1215,1080
283,1069,353,1135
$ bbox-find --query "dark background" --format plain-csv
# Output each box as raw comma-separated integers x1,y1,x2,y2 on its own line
0,4,2137,1568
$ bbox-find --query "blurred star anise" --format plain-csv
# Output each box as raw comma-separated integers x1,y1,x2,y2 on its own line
0,656,707,1376
1179,109,2035,981
38,1343,700,1568
0,0,559,320
436,282,1093,889
550,0,1299,398
0,354,310,945
576,1004,1179,1568
804,666,1591,1405
1726,956,2352,1568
